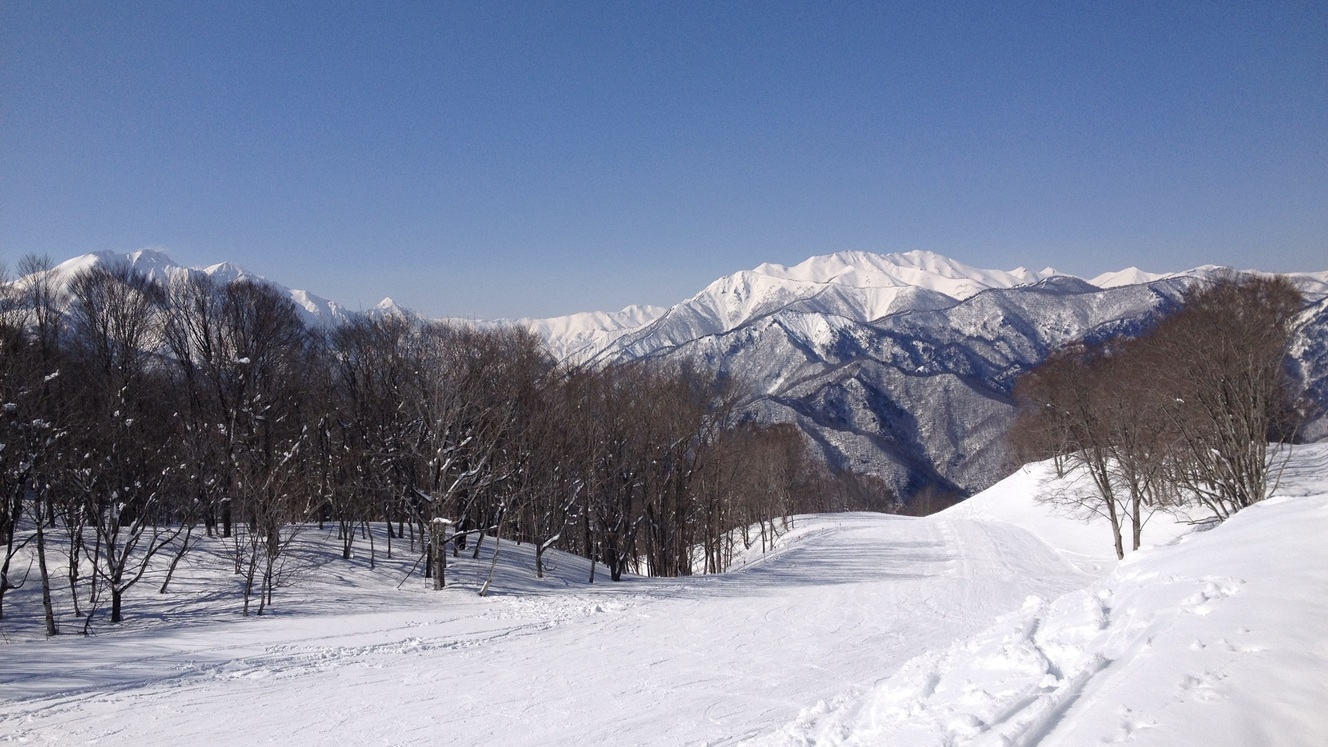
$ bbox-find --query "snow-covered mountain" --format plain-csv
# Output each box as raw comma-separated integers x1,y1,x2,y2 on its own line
510,304,668,362
580,251,1059,359
537,251,1328,363
17,249,374,327
15,248,1328,498
544,251,1328,499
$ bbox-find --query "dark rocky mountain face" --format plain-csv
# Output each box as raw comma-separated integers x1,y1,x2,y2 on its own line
1291,296,1328,443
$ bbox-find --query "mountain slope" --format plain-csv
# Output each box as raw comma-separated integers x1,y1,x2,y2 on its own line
509,303,668,361
17,250,365,327
591,250,1058,360
756,444,1328,747
14,248,1327,498
568,253,1328,499
615,274,1189,495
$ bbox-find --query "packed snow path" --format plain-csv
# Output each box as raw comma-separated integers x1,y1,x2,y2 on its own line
5,447,1327,747
0,514,1092,745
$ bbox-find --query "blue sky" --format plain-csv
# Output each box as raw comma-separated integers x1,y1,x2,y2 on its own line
2,2,1325,319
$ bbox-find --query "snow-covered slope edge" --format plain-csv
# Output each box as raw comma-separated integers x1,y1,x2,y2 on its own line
752,443,1328,747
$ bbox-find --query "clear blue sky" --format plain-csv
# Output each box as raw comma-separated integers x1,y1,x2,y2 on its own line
2,1,1325,319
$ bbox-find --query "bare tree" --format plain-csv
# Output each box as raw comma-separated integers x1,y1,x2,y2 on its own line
1151,274,1304,519
1011,274,1306,558
1011,344,1130,558
65,264,184,623
215,280,315,615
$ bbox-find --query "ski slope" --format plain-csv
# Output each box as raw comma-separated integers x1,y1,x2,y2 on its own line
2,446,1325,745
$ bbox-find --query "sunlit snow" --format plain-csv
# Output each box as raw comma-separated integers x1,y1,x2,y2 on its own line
2,446,1324,745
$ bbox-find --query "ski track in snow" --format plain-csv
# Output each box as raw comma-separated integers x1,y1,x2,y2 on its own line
0,515,1088,746
747,448,1328,747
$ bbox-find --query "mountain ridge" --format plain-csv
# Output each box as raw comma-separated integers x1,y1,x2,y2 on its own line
12,248,1326,498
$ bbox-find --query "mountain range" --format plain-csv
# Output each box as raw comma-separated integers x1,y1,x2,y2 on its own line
541,250,1328,499
15,248,1328,501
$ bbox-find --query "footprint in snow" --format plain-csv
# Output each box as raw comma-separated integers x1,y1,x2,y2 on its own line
1216,637,1263,654
1112,706,1158,743
1178,670,1227,703
1181,576,1244,616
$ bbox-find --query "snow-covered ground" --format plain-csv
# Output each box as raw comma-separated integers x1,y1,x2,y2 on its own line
2,446,1325,745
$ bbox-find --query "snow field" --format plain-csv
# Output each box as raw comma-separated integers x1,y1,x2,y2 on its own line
2,445,1325,745
750,445,1328,746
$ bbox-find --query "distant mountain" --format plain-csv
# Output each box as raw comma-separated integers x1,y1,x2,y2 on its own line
586,251,1059,360
539,251,1328,499
16,249,376,327
507,304,669,362
16,248,1327,500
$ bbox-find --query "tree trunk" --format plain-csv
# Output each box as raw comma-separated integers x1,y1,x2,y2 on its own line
159,524,194,594
35,510,58,636
430,520,448,590
1131,488,1143,552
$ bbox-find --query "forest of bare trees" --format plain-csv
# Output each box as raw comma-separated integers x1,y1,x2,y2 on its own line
0,257,885,634
1009,274,1306,559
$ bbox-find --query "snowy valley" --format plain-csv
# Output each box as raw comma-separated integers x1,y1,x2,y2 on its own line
7,2,1324,743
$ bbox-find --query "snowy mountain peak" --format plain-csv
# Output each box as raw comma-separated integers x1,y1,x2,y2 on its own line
123,247,176,267
366,297,412,319
19,250,355,327
518,304,670,362
748,249,1060,300
201,261,253,283
1090,266,1166,288
589,250,1069,359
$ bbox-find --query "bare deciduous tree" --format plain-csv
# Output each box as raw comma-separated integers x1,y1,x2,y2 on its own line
1011,274,1306,557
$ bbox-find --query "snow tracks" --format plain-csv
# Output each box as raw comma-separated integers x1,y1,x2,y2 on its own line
749,492,1328,747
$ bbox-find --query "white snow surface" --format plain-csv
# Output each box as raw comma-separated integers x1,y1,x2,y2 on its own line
543,251,1328,362
510,303,669,361
2,445,1325,746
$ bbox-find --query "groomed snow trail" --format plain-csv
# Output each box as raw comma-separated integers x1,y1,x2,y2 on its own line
750,448,1328,747
0,514,1093,746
